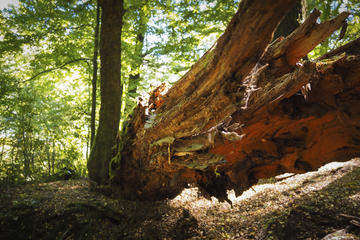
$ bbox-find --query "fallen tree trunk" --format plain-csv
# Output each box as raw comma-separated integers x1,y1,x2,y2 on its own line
110,0,360,202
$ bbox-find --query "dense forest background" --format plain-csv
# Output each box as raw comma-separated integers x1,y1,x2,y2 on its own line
0,0,359,184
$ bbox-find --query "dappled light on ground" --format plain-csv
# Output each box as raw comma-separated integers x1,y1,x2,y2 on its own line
1,158,359,239
167,159,360,238
171,159,360,207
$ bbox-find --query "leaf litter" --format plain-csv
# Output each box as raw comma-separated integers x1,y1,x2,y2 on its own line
1,158,359,239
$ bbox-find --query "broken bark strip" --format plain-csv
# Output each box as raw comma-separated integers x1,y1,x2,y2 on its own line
112,1,358,202
264,9,349,72
238,61,316,121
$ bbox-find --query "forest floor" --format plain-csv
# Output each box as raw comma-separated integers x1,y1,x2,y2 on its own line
1,159,360,240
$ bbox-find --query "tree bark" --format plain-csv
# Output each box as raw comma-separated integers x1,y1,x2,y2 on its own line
273,0,306,40
110,0,359,202
90,1,100,148
88,0,124,185
46,141,51,177
127,31,145,100
51,139,55,175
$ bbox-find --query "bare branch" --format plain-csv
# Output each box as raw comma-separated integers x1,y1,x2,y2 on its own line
24,58,91,82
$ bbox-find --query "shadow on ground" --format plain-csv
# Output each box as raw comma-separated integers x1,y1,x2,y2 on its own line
262,166,360,239
0,159,359,239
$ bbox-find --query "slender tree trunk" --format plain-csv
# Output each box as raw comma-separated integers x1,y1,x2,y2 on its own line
29,135,34,175
9,147,17,184
90,2,101,147
21,130,30,179
0,131,6,163
0,140,3,163
46,142,51,177
123,32,145,123
273,0,306,40
51,139,55,175
120,7,148,132
87,0,124,184
127,30,146,98
86,129,89,160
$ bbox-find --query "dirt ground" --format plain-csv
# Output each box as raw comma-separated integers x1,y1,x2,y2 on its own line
1,159,360,239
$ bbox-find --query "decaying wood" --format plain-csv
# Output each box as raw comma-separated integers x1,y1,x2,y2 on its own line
264,9,349,68
111,0,360,202
143,0,298,141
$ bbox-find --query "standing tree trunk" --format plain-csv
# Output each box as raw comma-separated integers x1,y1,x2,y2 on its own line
273,0,306,40
51,139,55,175
87,0,124,185
121,2,150,127
0,130,6,163
90,2,101,147
127,31,145,105
46,141,51,177
21,130,31,179
106,0,359,202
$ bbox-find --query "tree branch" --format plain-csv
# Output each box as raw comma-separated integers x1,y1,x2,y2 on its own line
24,58,91,82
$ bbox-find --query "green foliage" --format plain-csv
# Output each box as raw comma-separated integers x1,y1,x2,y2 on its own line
307,0,360,58
0,0,96,183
